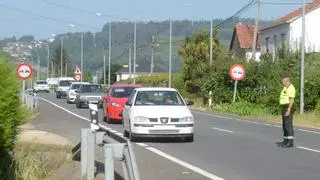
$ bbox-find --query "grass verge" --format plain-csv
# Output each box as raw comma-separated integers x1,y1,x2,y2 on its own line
12,142,72,180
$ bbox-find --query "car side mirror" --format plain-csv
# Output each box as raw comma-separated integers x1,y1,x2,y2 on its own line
186,100,194,106
74,90,79,93
125,101,132,106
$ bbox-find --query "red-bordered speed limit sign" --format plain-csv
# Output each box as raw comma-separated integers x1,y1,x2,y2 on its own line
16,63,33,80
229,64,245,81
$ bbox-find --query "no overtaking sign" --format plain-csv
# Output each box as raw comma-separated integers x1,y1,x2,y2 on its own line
229,64,245,103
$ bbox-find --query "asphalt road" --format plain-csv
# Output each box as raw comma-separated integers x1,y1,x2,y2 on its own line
35,93,320,180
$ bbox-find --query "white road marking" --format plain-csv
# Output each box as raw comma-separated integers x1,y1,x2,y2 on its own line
136,143,149,147
297,129,320,135
212,127,234,134
40,97,225,180
146,147,224,180
297,146,320,154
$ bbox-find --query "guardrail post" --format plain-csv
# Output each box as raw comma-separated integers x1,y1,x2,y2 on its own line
87,130,95,180
81,129,90,178
104,145,114,180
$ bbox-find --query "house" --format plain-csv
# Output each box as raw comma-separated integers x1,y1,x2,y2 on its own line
229,23,261,61
259,0,320,60
116,61,167,82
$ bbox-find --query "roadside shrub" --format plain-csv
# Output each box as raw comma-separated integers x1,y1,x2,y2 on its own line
0,54,24,156
213,101,267,116
315,99,320,116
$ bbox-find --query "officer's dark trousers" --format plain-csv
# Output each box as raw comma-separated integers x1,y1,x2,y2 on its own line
281,104,294,144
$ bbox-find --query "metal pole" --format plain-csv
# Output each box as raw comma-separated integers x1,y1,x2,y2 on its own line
104,145,114,180
60,37,63,77
81,32,84,81
65,58,68,77
210,18,213,66
30,55,33,88
232,80,238,103
169,20,172,88
51,60,54,78
129,44,132,80
108,22,112,88
251,0,260,61
151,45,154,74
300,0,305,114
133,21,137,84
22,80,25,104
47,44,49,79
37,49,40,81
104,55,106,85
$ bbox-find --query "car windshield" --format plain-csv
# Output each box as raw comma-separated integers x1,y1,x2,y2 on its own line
80,85,102,93
59,80,73,86
111,87,136,98
36,81,47,85
70,84,82,90
134,91,185,106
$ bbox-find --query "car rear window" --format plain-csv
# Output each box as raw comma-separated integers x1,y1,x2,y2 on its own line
36,81,47,85
80,85,102,93
111,87,135,98
59,80,73,86
71,84,81,89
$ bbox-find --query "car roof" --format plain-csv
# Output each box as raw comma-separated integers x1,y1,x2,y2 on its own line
112,84,143,88
36,80,46,82
58,77,75,81
134,87,177,92
71,82,90,84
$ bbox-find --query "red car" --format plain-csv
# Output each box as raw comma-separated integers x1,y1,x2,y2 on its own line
102,84,143,123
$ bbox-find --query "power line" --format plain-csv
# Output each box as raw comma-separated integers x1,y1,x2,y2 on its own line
41,0,130,21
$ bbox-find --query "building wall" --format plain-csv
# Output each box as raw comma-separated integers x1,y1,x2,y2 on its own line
260,23,290,60
290,7,320,52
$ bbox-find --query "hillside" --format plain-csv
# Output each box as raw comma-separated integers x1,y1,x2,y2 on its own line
1,18,270,73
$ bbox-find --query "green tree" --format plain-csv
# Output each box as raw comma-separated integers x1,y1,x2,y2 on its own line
83,71,93,83
51,45,69,77
100,64,122,85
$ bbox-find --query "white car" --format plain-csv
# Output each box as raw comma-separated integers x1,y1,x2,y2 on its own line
33,80,50,93
55,77,75,99
122,87,194,142
66,82,90,103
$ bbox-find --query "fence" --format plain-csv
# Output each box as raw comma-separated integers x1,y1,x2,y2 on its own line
22,90,39,111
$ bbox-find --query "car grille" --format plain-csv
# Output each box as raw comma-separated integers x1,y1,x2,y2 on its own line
87,97,99,101
149,130,179,134
170,118,179,122
148,118,158,122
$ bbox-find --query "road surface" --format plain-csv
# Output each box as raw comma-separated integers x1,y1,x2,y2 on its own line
33,93,320,180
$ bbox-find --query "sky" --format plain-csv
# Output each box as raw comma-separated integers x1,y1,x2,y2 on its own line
0,0,308,39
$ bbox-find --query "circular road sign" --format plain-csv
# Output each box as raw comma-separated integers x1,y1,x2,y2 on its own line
16,63,33,80
229,64,245,81
74,74,81,81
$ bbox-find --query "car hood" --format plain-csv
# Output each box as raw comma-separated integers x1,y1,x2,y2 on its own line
132,106,192,118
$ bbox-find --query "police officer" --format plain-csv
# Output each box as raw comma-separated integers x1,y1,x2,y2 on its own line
277,73,296,148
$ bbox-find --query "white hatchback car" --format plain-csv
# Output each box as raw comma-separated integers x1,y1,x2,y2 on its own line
122,87,194,142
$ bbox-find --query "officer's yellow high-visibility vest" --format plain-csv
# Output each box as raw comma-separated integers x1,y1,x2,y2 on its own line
279,84,296,105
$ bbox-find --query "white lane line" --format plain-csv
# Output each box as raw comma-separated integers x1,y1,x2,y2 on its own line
297,129,320,135
212,127,234,134
39,97,90,122
40,97,225,180
297,146,320,154
146,147,224,180
136,143,149,147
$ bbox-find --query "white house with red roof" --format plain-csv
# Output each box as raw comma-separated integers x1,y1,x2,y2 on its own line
260,0,320,60
229,23,260,61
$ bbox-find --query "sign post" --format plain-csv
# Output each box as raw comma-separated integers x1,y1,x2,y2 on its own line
229,64,245,103
74,66,82,82
16,63,33,103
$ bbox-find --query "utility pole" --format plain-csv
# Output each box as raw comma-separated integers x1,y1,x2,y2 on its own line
65,57,68,77
210,18,213,66
251,0,260,61
169,20,172,88
60,37,63,77
30,55,33,88
37,49,40,81
129,44,132,80
103,55,106,86
300,0,305,114
47,44,50,79
133,21,137,84
80,32,84,81
151,36,155,74
108,22,112,88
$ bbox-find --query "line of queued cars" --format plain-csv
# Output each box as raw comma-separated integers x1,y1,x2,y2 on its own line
54,77,195,142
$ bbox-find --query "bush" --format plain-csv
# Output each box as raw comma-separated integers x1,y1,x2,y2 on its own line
0,54,24,156
213,101,267,116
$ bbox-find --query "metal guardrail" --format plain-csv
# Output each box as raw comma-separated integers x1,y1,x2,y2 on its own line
72,104,140,180
22,91,39,111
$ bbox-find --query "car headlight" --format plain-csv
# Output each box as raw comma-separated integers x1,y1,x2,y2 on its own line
70,92,77,96
134,116,149,122
111,102,121,108
179,116,193,122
